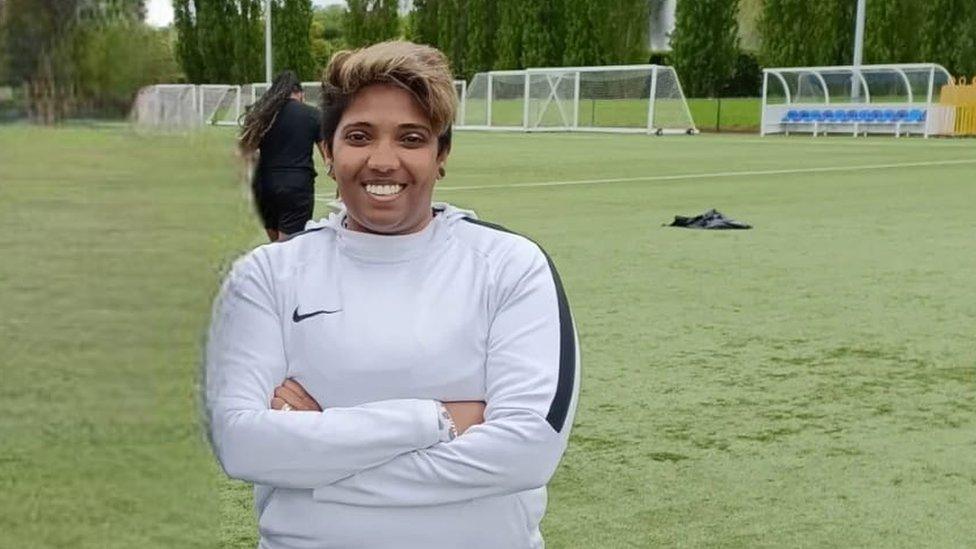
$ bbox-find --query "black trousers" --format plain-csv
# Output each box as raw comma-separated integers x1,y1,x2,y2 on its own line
252,167,315,234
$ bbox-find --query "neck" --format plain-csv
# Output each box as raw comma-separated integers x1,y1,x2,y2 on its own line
344,210,434,236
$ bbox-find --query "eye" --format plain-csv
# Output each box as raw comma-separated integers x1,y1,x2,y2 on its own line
401,133,428,146
344,130,370,144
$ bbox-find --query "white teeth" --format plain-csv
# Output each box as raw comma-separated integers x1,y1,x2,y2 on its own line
365,184,405,196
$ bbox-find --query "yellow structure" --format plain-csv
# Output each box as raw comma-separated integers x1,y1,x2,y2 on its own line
938,77,976,136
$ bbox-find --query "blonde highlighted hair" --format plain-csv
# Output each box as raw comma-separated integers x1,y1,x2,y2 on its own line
320,40,457,152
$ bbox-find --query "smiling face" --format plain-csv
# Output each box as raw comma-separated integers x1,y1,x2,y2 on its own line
328,83,447,235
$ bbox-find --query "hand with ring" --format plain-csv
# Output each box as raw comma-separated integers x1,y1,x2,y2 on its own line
270,378,322,412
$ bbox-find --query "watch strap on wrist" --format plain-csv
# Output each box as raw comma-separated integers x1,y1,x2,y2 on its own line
436,401,458,442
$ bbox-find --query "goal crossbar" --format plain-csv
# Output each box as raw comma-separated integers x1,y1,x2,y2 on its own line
455,64,697,135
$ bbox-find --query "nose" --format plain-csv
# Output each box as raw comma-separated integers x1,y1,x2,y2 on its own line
366,140,400,173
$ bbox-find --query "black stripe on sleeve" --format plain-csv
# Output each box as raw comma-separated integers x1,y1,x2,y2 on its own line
281,226,325,241
462,217,576,433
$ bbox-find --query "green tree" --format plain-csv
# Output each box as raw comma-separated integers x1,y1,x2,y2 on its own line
1,0,179,121
73,22,180,115
671,0,739,97
520,0,563,68
236,0,264,82
173,0,205,81
272,0,315,80
0,0,83,122
196,0,237,83
563,0,608,66
919,0,976,77
173,0,269,83
406,0,438,46
463,0,495,77
864,0,924,65
436,0,464,74
493,0,522,69
310,4,345,71
604,0,650,64
345,0,399,48
759,0,854,68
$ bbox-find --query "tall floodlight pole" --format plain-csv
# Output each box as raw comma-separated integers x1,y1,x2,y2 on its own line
852,0,866,100
265,0,273,83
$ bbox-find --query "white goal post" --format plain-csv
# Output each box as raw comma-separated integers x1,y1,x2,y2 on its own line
133,81,325,130
199,85,243,126
456,64,697,134
133,67,697,135
130,84,200,130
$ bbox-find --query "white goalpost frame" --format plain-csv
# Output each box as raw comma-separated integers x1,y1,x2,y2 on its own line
199,84,243,126
646,65,658,133
453,79,467,126
572,71,581,129
135,65,702,135
130,84,201,131
456,64,697,135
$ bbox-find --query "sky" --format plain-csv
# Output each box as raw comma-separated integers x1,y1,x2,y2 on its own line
146,0,347,28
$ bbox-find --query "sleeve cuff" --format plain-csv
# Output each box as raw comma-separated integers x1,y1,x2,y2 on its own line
434,401,458,443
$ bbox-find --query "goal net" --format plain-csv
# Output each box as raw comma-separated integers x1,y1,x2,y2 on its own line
131,69,699,134
134,82,331,130
458,65,696,134
130,85,199,131
200,85,242,126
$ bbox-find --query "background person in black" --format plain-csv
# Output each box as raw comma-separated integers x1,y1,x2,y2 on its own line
239,71,327,241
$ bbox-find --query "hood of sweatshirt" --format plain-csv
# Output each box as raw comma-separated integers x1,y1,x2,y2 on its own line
301,202,479,263
304,201,478,233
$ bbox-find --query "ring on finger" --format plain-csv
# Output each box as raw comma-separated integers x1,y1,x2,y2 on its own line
280,403,294,412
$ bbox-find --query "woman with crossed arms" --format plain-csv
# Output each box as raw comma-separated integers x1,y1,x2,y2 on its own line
205,41,580,549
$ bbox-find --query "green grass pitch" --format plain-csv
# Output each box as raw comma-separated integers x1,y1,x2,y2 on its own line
1,124,974,548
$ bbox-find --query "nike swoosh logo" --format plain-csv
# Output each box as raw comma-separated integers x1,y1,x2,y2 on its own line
292,306,342,322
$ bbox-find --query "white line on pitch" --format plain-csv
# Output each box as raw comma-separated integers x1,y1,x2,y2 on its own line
430,158,976,192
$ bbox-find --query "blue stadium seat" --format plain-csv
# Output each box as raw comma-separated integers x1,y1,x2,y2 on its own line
833,109,847,122
822,110,834,122
882,109,896,123
846,109,858,121
782,109,800,123
799,110,813,123
895,109,909,121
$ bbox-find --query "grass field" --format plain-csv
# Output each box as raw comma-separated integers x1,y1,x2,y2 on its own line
1,123,975,548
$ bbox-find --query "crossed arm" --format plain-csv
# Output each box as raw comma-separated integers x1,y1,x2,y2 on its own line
205,246,578,504
271,379,487,438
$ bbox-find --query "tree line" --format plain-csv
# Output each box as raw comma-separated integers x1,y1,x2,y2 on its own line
173,0,316,84
343,0,975,97
758,0,976,78
4,0,976,124
670,0,976,98
343,0,649,80
0,0,179,123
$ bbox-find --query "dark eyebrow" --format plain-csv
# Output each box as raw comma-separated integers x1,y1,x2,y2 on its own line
399,123,432,132
342,122,431,133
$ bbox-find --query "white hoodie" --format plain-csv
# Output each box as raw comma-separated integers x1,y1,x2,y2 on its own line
205,203,580,549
